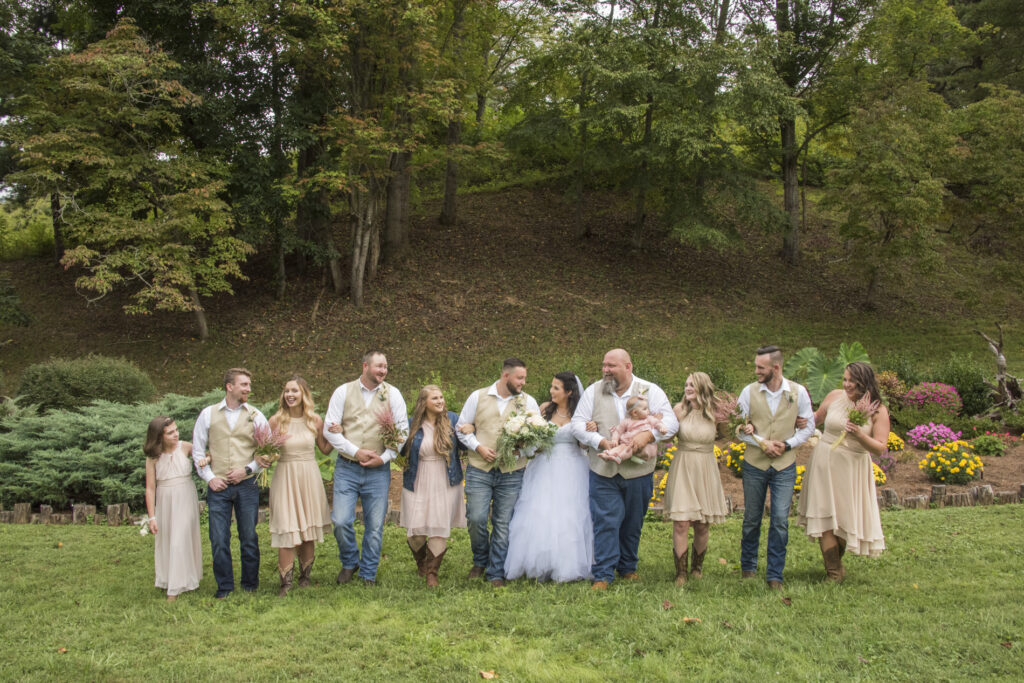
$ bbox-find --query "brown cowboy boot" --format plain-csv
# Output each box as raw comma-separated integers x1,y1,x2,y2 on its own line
423,547,447,588
408,538,428,577
674,551,689,587
690,546,706,580
298,559,314,588
837,536,847,559
821,544,845,583
278,566,294,597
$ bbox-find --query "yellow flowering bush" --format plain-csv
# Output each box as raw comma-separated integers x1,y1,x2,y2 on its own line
793,465,807,493
649,470,669,507
887,432,905,454
917,440,983,485
716,441,746,478
657,443,677,470
873,462,887,485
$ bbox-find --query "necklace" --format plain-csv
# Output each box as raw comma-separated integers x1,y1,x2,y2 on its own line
555,409,570,418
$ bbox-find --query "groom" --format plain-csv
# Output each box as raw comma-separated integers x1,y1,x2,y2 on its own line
457,357,539,587
572,349,678,589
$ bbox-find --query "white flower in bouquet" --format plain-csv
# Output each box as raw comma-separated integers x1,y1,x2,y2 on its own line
505,415,526,434
527,414,548,428
497,410,557,470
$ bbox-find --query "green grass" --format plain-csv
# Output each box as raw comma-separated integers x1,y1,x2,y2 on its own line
2,506,1022,680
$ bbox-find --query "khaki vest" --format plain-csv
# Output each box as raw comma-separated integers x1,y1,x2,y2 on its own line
466,391,528,474
338,380,388,459
743,381,802,471
588,381,657,480
207,404,258,480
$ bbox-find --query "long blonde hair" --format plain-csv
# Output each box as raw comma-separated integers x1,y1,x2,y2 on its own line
404,385,453,461
271,375,319,435
677,372,716,422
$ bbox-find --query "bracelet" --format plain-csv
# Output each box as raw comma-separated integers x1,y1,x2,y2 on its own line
148,517,156,523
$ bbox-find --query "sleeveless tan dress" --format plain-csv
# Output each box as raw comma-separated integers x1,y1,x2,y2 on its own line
798,394,885,556
399,422,466,538
663,411,728,524
268,419,332,548
154,445,202,596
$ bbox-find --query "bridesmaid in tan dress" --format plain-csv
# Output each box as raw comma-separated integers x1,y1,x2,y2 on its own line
144,417,202,601
666,372,728,587
264,376,334,596
798,362,887,582
399,385,466,587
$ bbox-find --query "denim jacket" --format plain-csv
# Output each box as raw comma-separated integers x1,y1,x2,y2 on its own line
402,411,464,492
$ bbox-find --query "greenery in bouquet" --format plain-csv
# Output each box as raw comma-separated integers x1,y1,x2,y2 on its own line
831,394,880,450
906,423,961,449
716,441,745,478
253,423,290,488
497,411,558,470
918,440,982,485
903,382,963,416
376,406,409,469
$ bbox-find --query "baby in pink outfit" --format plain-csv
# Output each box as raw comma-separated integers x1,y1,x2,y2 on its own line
598,396,667,465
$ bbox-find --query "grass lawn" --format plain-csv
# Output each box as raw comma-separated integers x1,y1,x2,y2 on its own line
1,506,1022,680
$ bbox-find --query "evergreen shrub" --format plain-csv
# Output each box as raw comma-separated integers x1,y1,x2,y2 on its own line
18,355,156,412
929,353,992,417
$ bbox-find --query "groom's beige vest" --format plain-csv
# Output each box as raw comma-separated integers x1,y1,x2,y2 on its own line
588,380,658,480
207,404,258,481
742,380,803,471
337,380,388,460
466,392,529,474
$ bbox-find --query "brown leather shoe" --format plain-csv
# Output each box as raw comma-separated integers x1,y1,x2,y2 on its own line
363,578,376,587
336,567,357,584
591,580,609,590
767,580,783,591
467,565,486,580
741,570,756,579
490,579,505,587
621,572,640,581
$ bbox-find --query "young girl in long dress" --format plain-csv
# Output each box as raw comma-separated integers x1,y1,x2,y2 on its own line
144,417,203,601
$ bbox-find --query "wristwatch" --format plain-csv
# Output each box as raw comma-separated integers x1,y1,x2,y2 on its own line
783,442,792,452
244,465,253,476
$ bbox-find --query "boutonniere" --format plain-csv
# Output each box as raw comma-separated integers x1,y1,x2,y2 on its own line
636,382,649,398
786,391,795,405
377,384,389,402
246,408,255,422
513,395,526,411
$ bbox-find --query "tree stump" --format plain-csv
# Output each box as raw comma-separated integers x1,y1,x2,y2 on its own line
724,495,733,515
995,490,1020,504
106,504,130,527
879,489,900,508
970,485,994,505
257,509,268,524
52,513,70,524
0,511,13,523
39,505,53,524
94,513,106,524
930,485,946,506
945,492,971,507
72,504,96,524
13,503,31,524
904,495,929,509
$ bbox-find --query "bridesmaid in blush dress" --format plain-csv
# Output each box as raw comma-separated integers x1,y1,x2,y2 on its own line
144,417,202,601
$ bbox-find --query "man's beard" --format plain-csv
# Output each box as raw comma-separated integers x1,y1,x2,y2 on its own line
505,380,521,396
758,368,777,385
601,376,619,395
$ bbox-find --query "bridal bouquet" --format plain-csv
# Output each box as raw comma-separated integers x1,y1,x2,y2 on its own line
253,423,291,488
377,406,410,469
831,394,880,450
497,410,558,470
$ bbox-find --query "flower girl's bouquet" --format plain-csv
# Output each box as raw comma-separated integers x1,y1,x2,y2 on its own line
253,423,291,488
497,410,558,470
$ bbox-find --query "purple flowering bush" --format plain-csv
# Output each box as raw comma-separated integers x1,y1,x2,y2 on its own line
906,423,962,449
903,382,963,416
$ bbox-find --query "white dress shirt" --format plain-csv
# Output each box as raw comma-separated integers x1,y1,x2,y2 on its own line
192,399,269,482
736,378,816,449
322,379,409,464
571,376,679,450
456,382,540,453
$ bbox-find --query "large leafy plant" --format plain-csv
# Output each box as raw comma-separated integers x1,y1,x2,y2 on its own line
789,342,871,404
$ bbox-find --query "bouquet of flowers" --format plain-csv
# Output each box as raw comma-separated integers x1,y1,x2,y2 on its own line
831,394,880,451
714,392,748,436
377,406,410,469
253,423,291,488
496,410,558,470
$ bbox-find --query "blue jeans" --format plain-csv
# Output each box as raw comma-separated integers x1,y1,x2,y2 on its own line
741,461,796,583
464,464,524,581
589,470,653,583
207,477,260,596
332,457,391,582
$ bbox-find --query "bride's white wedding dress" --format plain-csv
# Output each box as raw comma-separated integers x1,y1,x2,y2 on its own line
504,422,593,582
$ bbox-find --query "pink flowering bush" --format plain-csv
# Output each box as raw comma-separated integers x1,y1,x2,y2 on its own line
903,382,963,416
906,423,962,449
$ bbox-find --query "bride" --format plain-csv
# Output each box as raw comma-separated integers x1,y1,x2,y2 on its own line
504,371,593,582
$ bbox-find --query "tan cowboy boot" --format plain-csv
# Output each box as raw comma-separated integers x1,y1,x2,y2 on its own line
298,559,314,588
821,543,845,583
674,551,689,587
278,566,294,597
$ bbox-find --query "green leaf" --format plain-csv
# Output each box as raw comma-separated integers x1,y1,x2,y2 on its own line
837,342,870,366
804,355,848,404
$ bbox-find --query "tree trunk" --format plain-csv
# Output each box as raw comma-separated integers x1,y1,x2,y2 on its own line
384,151,412,263
780,116,800,263
574,74,592,240
349,176,383,307
276,237,287,299
475,91,486,124
189,286,209,341
630,93,655,249
50,193,65,265
439,118,461,226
